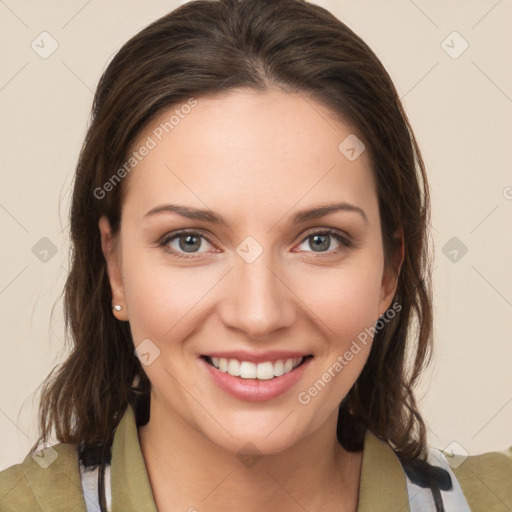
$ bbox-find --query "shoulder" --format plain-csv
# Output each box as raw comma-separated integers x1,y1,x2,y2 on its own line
452,448,512,511
0,442,87,512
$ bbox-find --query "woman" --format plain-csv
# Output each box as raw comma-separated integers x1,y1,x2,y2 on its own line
1,0,510,511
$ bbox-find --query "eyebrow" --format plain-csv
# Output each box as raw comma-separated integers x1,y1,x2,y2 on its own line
143,201,368,227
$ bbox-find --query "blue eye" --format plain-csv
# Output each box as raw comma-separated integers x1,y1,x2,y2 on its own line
159,230,214,258
296,228,352,256
158,228,352,259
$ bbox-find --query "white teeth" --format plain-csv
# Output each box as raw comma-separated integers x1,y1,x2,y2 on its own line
239,361,257,379
273,360,284,377
227,359,240,376
256,362,274,380
208,356,305,379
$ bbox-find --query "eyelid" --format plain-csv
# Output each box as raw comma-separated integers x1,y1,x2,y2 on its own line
157,228,215,254
158,226,354,258
298,226,352,244
293,227,354,257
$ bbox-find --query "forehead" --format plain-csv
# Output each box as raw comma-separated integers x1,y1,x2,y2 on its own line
122,88,377,224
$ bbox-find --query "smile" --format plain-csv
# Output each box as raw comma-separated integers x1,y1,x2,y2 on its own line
205,356,305,379
199,355,313,401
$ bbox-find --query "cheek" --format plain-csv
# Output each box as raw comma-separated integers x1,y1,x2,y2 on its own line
291,270,383,422
291,259,384,342
121,249,217,345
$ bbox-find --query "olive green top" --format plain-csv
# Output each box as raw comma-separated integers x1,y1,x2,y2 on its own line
1,404,511,511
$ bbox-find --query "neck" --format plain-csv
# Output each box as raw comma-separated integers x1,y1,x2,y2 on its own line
138,398,363,512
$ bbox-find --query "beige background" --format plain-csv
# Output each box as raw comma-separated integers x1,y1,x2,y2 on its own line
1,0,511,471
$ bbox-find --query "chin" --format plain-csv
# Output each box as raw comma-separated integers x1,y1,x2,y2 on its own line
193,406,315,458
209,427,304,459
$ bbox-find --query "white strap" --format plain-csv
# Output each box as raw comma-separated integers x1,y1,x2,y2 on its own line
79,459,112,512
404,446,471,512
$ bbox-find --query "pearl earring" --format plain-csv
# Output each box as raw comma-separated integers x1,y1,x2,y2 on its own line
112,305,123,312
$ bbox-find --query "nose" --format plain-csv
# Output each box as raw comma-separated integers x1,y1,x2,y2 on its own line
217,248,296,339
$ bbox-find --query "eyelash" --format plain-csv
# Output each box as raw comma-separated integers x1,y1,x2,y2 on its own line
158,228,353,260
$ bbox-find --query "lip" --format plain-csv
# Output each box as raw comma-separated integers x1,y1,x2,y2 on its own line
200,350,311,364
199,355,313,402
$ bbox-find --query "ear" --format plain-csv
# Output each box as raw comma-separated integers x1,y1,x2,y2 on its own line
378,228,404,317
99,215,128,321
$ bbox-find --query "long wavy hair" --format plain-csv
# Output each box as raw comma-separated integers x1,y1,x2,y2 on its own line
30,0,433,465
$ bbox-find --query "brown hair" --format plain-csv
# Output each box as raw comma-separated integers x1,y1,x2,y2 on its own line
31,0,433,463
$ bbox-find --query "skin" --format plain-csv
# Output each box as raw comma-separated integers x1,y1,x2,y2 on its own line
99,87,403,512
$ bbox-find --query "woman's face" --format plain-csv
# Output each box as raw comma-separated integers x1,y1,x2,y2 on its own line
100,88,400,455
